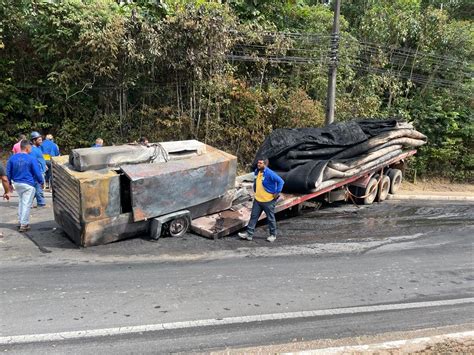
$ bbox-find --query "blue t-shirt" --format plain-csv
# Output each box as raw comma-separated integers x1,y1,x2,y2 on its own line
41,140,60,157
6,153,44,187
30,145,46,173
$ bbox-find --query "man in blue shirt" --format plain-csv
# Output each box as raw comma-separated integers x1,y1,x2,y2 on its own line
30,131,47,207
6,140,44,232
41,134,60,190
238,158,284,242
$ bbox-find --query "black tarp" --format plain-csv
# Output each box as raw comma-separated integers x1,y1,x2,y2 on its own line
253,119,427,193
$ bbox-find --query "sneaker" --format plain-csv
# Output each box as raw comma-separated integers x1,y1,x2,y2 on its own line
266,235,276,243
238,232,253,241
19,225,31,232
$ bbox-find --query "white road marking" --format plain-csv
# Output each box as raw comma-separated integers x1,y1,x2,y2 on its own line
1,297,473,345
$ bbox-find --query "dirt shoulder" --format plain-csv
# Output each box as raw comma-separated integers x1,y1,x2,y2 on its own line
400,179,474,197
212,325,474,354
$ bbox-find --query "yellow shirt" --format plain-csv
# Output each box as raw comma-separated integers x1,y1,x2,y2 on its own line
255,171,275,202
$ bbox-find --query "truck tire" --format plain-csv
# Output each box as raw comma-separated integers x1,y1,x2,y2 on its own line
377,175,390,202
363,178,378,205
387,169,403,194
168,216,190,237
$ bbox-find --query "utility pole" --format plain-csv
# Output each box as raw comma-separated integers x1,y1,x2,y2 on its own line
325,0,341,125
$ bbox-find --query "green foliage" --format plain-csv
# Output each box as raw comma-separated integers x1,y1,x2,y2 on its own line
0,0,472,180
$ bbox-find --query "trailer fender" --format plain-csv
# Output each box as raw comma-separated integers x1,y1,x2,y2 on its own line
150,210,191,240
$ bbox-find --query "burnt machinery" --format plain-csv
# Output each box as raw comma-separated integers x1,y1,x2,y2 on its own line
52,141,237,247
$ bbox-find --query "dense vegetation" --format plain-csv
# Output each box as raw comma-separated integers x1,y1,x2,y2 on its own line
1,0,472,180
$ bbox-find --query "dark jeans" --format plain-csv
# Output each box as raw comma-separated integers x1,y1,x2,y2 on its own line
45,161,52,186
246,199,277,237
34,180,46,206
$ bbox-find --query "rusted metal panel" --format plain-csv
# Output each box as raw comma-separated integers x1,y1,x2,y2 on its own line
79,174,121,222
187,189,235,219
122,146,237,222
52,157,82,227
82,213,148,247
52,156,123,246
52,156,121,223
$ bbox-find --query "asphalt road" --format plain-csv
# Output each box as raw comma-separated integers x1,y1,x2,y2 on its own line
0,197,473,353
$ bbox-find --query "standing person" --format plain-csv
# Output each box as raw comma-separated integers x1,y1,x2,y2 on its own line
0,161,10,200
12,134,26,154
30,131,47,207
238,158,284,243
41,134,60,190
92,138,103,148
6,140,44,232
0,161,10,238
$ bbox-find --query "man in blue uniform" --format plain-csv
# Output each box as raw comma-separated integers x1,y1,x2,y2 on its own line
41,134,60,190
6,140,44,232
29,131,47,207
238,158,284,242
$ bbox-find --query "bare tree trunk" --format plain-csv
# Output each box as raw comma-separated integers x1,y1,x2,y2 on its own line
205,91,211,143
196,84,203,137
190,82,194,135
176,76,180,118
122,88,127,140
118,88,123,140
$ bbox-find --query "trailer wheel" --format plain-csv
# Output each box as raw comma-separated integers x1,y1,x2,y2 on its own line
287,204,303,217
169,217,190,237
387,169,403,194
377,175,390,202
362,178,378,205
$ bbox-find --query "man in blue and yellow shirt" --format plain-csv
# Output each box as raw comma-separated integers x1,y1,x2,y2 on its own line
41,134,60,190
239,158,284,242
30,131,47,207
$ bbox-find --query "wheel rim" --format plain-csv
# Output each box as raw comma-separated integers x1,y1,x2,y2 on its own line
169,217,189,237
364,179,378,204
378,178,390,201
367,185,377,203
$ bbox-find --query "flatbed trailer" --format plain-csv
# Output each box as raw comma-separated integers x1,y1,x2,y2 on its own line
191,150,416,239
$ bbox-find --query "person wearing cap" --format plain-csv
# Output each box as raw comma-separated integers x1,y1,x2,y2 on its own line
29,131,47,207
12,134,26,154
6,140,44,232
41,134,60,190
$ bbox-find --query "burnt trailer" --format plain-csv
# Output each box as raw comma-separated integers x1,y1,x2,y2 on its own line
192,149,417,239
52,120,424,247
52,141,237,247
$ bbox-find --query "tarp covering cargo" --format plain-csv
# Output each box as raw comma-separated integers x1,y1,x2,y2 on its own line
254,119,427,193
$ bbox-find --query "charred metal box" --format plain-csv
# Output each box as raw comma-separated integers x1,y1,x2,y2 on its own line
52,142,237,247
121,146,236,222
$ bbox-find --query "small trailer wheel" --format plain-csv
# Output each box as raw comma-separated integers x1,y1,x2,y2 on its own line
377,175,390,202
169,217,190,237
362,178,378,205
387,169,403,194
